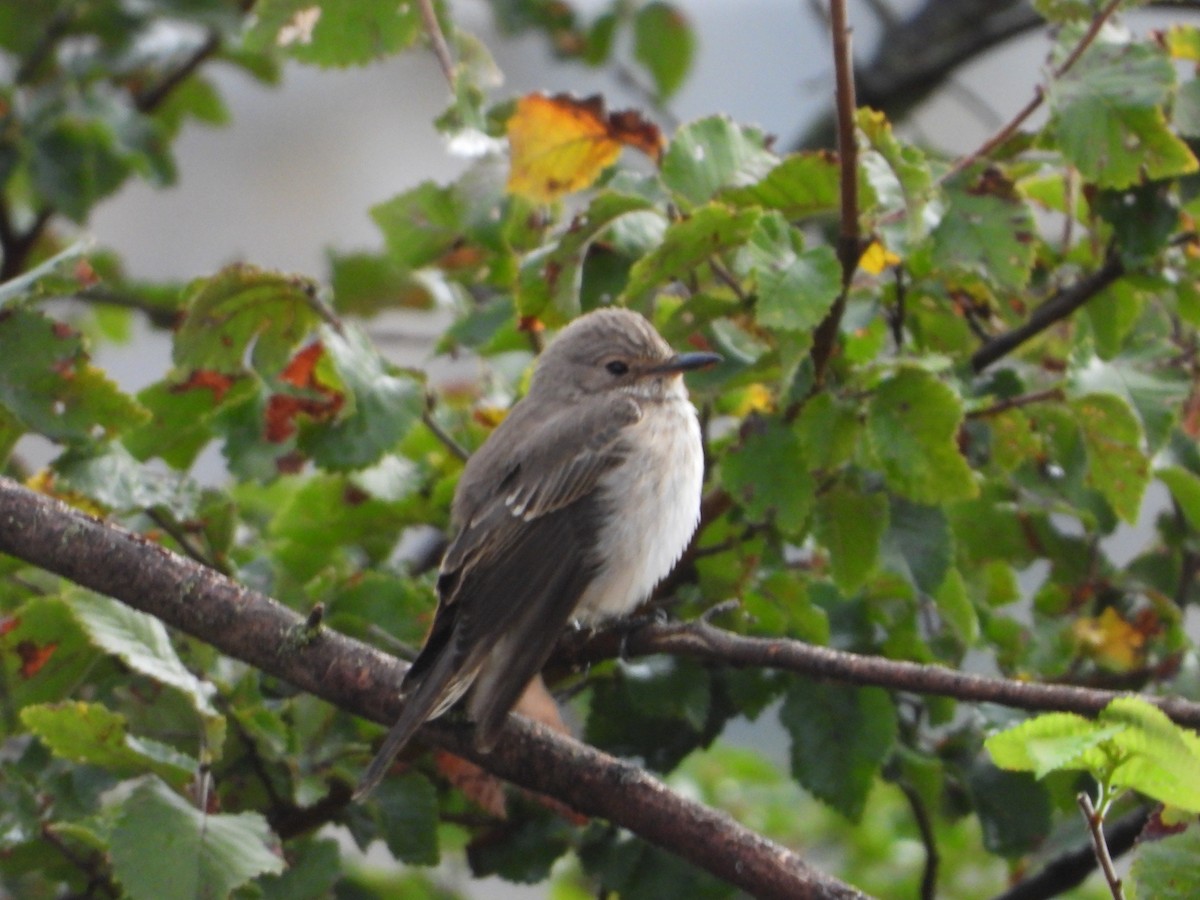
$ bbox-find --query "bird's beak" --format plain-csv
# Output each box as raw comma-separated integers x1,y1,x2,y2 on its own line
647,351,722,375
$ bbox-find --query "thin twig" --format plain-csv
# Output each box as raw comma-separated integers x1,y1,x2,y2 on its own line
966,387,1065,419
989,806,1149,900
943,0,1123,183
145,508,223,572
417,0,456,87
134,31,221,113
553,615,1200,730
422,401,470,462
970,253,1124,372
898,781,939,900
810,0,860,388
1077,792,1125,900
709,259,748,303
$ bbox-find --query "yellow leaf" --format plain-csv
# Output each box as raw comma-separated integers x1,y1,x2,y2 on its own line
733,383,774,416
858,240,900,275
25,469,106,517
506,93,663,203
1073,607,1145,672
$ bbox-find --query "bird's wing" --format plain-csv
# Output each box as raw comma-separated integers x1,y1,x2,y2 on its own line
355,395,641,796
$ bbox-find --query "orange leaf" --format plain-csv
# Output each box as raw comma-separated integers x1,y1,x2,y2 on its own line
17,640,57,678
506,93,663,203
436,751,507,819
279,341,325,389
263,342,344,442
174,369,236,403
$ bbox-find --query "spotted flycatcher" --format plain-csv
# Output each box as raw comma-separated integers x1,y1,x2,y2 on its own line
356,307,719,797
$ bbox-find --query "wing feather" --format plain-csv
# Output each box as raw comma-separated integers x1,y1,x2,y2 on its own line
356,392,643,795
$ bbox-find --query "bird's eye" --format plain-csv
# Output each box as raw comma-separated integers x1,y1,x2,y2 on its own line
605,360,629,376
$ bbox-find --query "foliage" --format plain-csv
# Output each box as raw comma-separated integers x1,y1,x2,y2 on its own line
2,0,1200,897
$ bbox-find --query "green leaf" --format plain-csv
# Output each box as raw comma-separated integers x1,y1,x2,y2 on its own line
298,326,424,470
268,473,411,582
27,89,172,222
857,108,932,243
984,698,1200,812
719,417,814,536
371,181,464,273
661,118,777,206
581,832,732,900
931,176,1037,290
867,368,977,504
1033,0,1105,22
633,2,694,100
621,204,760,303
124,376,255,470
53,444,201,515
1174,78,1200,138
985,711,1121,778
0,597,98,711
257,837,341,900
373,772,439,865
882,498,953,596
173,266,320,376
1158,466,1200,530
1071,393,1149,522
988,408,1041,472
247,0,421,67
1093,183,1180,264
517,193,655,322
1100,696,1200,812
967,762,1053,857
814,483,887,593
586,659,718,772
1128,822,1200,900
721,151,841,218
934,568,980,643
70,592,219,721
21,702,195,786
780,679,896,821
469,806,575,884
745,212,841,334
0,308,147,442
110,778,283,900
1049,40,1198,188
1072,355,1188,453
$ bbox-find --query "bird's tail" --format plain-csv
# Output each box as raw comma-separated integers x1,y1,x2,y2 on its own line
353,648,469,800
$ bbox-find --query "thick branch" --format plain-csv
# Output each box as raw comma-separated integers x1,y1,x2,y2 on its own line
0,477,866,900
554,616,1200,730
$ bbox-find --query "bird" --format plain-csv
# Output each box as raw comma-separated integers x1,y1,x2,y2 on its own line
355,307,720,798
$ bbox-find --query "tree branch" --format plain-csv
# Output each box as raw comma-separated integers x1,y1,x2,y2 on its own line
133,31,222,113
810,0,860,388
0,477,867,900
553,615,1200,730
970,253,1124,372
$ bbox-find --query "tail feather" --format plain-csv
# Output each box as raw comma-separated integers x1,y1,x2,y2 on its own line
353,648,467,800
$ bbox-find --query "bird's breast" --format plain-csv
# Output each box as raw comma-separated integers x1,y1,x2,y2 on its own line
573,396,704,622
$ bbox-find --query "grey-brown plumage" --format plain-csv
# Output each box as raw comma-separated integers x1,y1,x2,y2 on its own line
355,308,719,799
